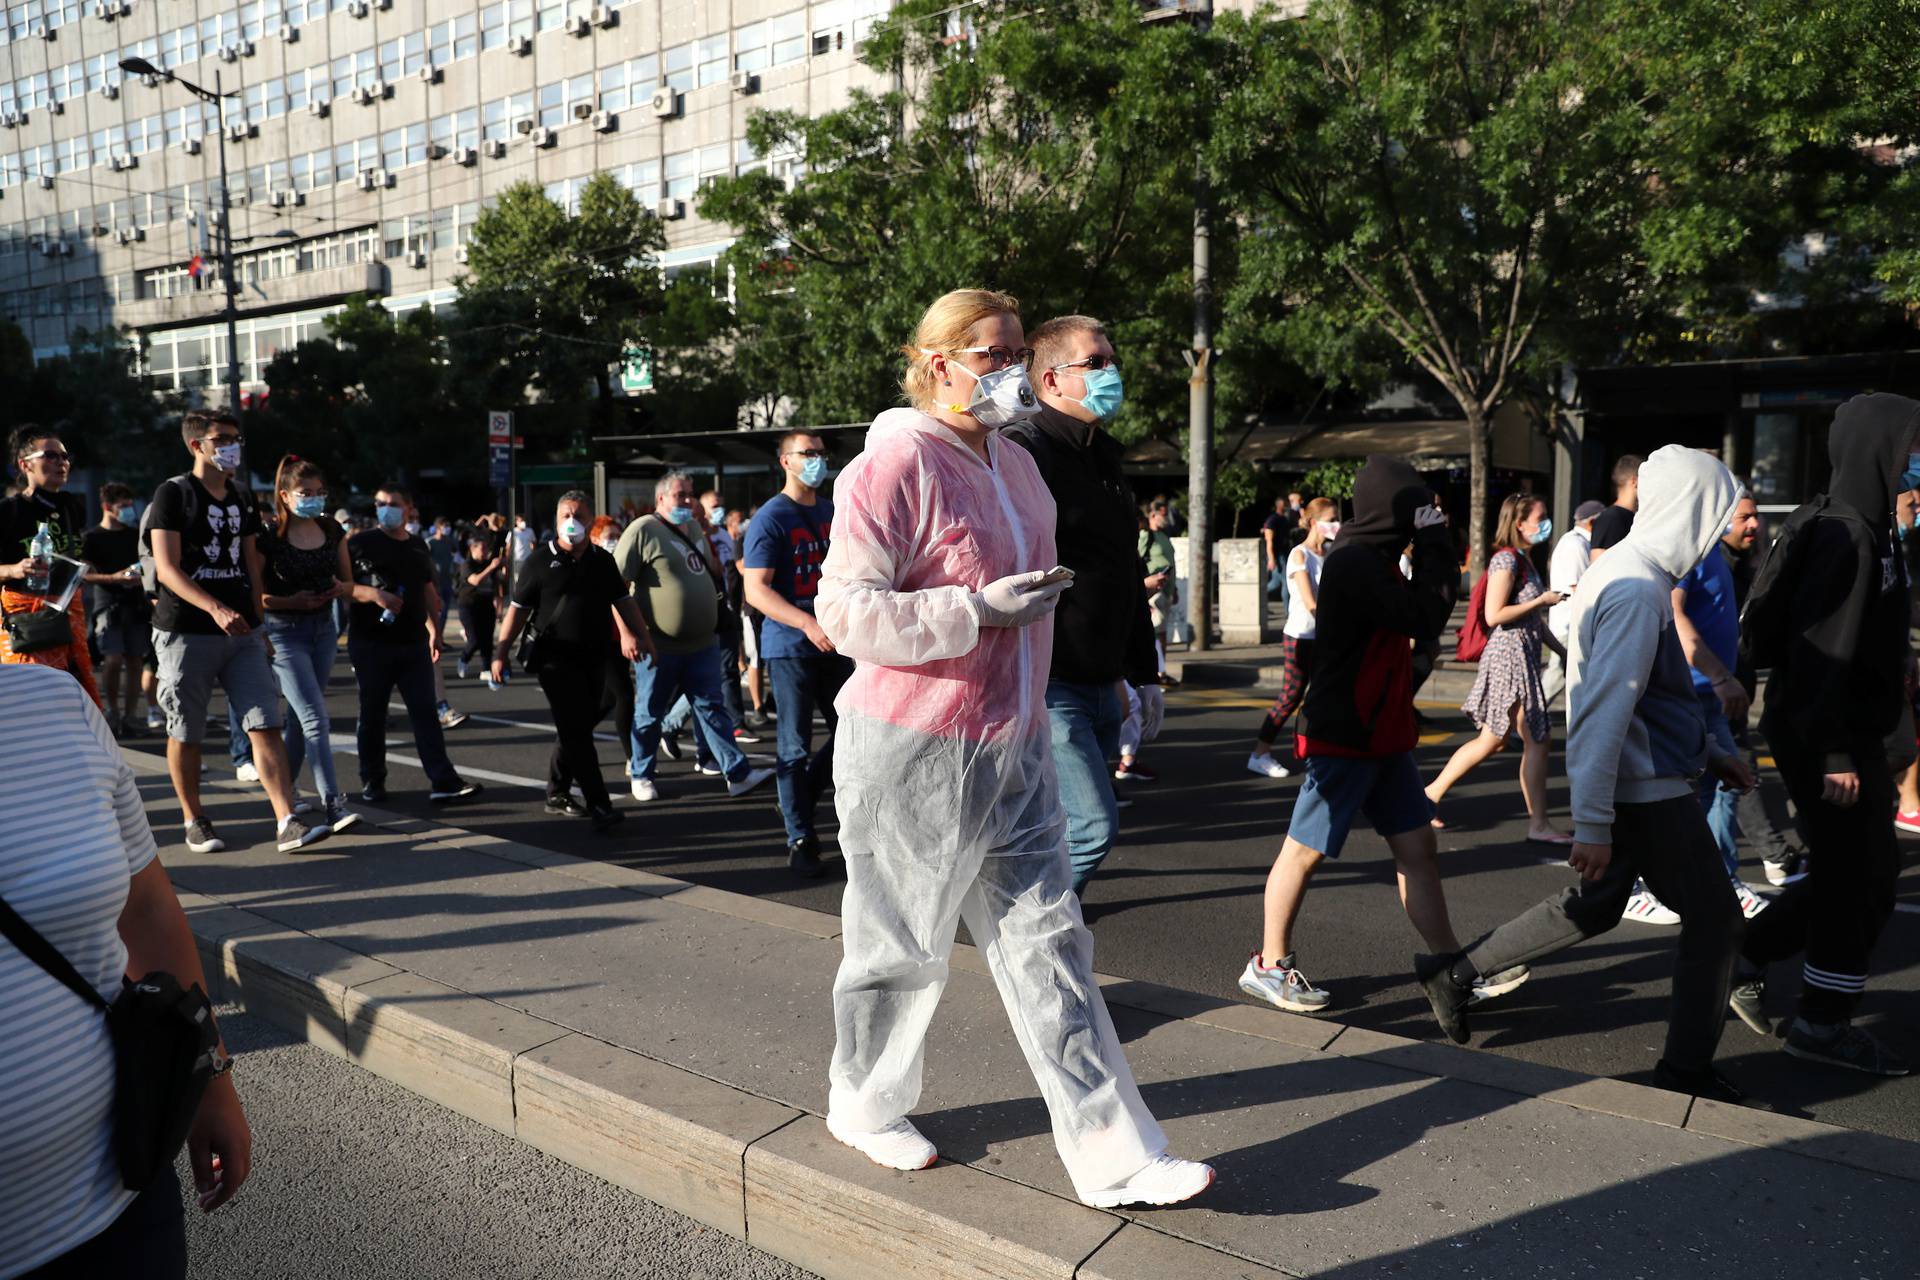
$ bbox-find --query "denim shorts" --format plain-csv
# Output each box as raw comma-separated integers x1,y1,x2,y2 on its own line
1286,751,1433,859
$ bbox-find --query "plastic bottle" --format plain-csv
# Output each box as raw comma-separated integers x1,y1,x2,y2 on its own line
24,522,52,595
379,582,405,625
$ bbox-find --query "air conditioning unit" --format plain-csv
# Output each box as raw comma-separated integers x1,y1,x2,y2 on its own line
373,79,390,99
109,153,137,171
227,122,252,142
92,223,110,237
373,167,393,187
454,245,469,264
508,34,532,56
483,138,507,158
589,110,616,133
418,65,441,84
113,0,130,14
346,0,367,15
269,190,288,207
353,85,375,105
653,197,683,220
515,118,533,134
91,1,110,19
591,5,615,27
49,101,64,116
231,188,249,205
1,112,18,129
572,101,594,121
564,14,589,36
529,126,554,148
308,97,330,118
116,226,145,243
405,249,426,268
283,24,300,43
650,87,678,119
141,73,160,88
39,24,54,41
219,45,239,63
730,70,759,95
356,169,377,191
426,142,447,160
376,0,392,9
99,83,119,100
180,136,202,155
450,145,477,166
40,240,61,255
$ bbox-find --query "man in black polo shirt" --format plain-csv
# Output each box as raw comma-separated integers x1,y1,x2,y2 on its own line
495,491,654,830
1588,454,1642,563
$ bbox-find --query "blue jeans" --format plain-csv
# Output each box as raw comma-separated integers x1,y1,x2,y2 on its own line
629,643,749,783
1696,690,1740,879
348,637,461,791
267,611,342,800
662,693,719,771
1045,679,1124,896
228,704,251,768
767,652,852,843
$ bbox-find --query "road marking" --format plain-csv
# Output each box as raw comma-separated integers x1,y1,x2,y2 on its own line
330,740,552,791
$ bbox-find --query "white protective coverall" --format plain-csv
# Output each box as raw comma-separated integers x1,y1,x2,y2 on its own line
817,407,1167,1197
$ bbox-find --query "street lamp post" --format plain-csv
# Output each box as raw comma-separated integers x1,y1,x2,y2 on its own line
120,58,245,422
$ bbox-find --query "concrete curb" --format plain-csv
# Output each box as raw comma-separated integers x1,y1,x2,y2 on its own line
154,770,1920,1278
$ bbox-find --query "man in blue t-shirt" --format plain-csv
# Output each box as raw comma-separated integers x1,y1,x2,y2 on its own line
742,431,854,879
1673,491,1763,904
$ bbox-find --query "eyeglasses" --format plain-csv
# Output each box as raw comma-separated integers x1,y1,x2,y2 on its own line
1051,354,1120,374
200,434,244,448
952,345,1034,371
23,449,71,464
785,449,829,459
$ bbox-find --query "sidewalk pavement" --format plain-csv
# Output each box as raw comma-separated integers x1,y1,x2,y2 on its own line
133,754,1918,1280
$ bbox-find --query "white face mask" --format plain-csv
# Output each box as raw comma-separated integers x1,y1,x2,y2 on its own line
938,357,1040,428
207,441,242,473
1316,520,1341,541
559,517,587,542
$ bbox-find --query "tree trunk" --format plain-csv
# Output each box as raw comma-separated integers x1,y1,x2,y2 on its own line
1465,403,1492,577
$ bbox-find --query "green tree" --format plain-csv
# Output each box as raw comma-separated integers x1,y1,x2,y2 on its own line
1209,0,1899,570
453,174,665,452
0,322,175,492
699,0,1208,441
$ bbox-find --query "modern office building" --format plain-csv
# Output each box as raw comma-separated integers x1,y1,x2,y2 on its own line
0,0,901,400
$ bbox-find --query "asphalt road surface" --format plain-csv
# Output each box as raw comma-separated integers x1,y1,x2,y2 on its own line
129,646,1920,1145
181,1007,816,1280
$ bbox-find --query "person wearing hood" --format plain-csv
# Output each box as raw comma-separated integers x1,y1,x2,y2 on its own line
1239,456,1491,1015
816,289,1213,1209
1001,315,1163,895
1417,446,1757,1103
1731,393,1920,1077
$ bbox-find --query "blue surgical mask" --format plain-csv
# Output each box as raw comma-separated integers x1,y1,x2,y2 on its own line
707,506,727,525
292,495,327,519
1902,451,1920,492
799,456,829,488
376,504,405,530
664,504,695,526
1071,366,1125,421
1528,518,1553,546
559,516,587,542
114,503,136,524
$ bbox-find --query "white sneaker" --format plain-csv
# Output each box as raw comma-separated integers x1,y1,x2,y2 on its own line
482,672,500,691
235,762,260,783
630,778,658,802
1238,951,1331,1013
1246,751,1291,779
146,707,164,731
1468,964,1530,1006
1734,882,1769,919
1081,1154,1215,1209
1624,884,1681,926
825,1114,937,1172
694,762,724,776
457,660,469,679
726,766,774,798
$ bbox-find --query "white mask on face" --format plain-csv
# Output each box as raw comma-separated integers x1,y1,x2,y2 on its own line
931,354,1041,428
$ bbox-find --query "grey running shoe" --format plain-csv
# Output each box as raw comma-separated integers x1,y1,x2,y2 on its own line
1238,952,1332,1013
1783,1018,1910,1076
1728,974,1771,1035
184,818,225,854
276,813,333,853
1469,965,1530,1006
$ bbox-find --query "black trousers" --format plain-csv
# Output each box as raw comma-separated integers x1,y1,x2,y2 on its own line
1741,738,1900,1020
598,651,634,752
539,659,610,810
1465,794,1743,1071
26,1166,185,1279
458,597,496,667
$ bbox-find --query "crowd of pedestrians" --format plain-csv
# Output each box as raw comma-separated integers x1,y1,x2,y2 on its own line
5,292,1918,1270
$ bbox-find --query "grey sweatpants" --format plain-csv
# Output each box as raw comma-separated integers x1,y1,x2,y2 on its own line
1465,795,1744,1071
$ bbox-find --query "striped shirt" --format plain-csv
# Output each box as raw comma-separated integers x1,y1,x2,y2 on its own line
1,663,156,1277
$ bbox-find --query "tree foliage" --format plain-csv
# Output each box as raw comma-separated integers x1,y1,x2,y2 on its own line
0,321,176,492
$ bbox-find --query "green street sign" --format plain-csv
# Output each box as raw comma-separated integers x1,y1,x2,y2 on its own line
620,346,653,394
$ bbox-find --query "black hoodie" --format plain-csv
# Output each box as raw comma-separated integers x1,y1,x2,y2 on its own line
1761,392,1920,774
1298,457,1456,757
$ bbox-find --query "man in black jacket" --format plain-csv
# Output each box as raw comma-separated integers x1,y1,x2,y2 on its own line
1006,316,1162,896
1734,392,1920,1076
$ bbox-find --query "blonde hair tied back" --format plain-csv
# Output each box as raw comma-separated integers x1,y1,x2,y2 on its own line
900,288,1022,411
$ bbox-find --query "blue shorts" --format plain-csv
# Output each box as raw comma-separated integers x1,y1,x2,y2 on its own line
1286,752,1434,859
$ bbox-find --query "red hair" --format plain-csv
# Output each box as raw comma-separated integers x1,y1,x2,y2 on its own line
588,515,620,545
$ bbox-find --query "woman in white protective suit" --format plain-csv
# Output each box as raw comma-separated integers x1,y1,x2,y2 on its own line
816,289,1214,1208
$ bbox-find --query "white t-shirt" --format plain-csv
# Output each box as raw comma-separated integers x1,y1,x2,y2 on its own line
1283,543,1323,639
1547,525,1592,641
1,664,156,1276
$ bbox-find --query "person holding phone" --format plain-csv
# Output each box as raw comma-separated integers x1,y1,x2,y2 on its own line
1424,492,1572,843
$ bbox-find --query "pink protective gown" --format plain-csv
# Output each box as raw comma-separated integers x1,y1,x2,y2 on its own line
818,407,1166,1198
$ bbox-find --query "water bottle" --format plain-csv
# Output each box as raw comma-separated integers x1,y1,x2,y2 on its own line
24,522,52,595
379,583,404,625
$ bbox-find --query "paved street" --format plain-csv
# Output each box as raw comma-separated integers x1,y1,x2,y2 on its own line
182,1006,815,1280
131,645,1920,1145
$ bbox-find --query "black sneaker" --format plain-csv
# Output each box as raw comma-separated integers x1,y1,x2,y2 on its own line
361,782,388,804
277,813,333,853
588,804,624,832
745,709,772,730
430,780,483,804
1415,952,1473,1044
1763,852,1808,886
184,817,226,854
545,794,589,818
659,729,683,762
1783,1019,1911,1076
788,836,825,879
1728,972,1771,1035
1654,1059,1761,1108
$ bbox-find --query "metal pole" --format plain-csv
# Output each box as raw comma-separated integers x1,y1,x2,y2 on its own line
213,68,243,421
1185,0,1215,652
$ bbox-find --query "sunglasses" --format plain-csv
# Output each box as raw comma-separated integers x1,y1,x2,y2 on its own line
951,345,1034,371
23,449,71,464
785,449,829,459
1051,354,1120,373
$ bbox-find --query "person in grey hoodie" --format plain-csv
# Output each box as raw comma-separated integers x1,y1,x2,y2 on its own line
1416,445,1756,1104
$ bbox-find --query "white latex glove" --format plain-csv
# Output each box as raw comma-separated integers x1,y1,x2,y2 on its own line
1135,683,1165,743
1413,504,1448,530
972,569,1070,628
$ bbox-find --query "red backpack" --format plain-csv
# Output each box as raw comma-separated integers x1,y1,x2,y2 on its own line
1455,571,1491,663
